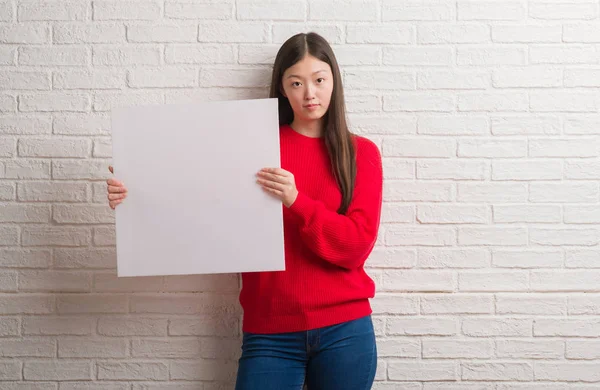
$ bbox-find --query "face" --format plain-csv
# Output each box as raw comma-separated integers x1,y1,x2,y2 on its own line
281,54,334,122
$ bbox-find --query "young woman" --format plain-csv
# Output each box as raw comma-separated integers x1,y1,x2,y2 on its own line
107,32,383,390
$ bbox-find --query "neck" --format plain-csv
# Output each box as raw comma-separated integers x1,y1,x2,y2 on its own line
290,118,323,138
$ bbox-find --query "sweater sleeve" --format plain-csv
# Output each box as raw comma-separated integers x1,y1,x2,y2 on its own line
287,137,383,270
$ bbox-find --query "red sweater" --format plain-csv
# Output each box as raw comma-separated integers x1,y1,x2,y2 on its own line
239,124,383,334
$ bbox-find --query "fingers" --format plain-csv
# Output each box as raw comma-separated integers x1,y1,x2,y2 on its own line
108,165,113,174
257,178,285,191
261,186,283,197
256,172,288,185
108,192,126,201
107,178,125,187
260,167,289,177
107,185,127,194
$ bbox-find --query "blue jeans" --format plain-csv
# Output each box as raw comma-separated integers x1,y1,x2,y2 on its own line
235,315,377,390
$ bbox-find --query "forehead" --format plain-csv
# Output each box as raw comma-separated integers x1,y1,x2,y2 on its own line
283,55,331,77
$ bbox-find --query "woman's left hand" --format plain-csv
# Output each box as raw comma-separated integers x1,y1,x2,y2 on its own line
256,167,299,208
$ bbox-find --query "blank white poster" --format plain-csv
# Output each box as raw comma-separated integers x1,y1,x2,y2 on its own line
110,98,285,277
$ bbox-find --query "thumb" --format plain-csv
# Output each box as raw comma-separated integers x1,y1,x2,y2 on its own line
108,165,113,174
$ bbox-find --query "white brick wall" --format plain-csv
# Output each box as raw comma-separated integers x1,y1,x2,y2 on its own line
1,0,600,388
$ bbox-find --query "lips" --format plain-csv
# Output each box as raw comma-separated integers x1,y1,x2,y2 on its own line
304,104,320,108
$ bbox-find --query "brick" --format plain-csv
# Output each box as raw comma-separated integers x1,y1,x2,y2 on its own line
458,46,526,66
530,138,598,157
419,70,489,90
165,1,232,20
57,294,128,314
368,247,416,268
492,249,563,268
384,138,455,157
163,274,239,292
52,204,114,224
0,182,14,200
383,1,453,21
421,295,493,315
0,271,16,292
19,46,89,66
492,160,562,180
459,271,529,292
534,4,599,21
569,295,600,315
418,248,490,268
94,2,160,20
0,317,19,336
0,295,54,314
386,226,455,246
458,227,527,246
370,294,418,315
132,338,202,358
18,138,89,158
460,139,526,157
532,270,600,291
0,338,55,357
167,44,235,64
129,68,197,88
97,362,168,380
54,22,125,43
535,319,600,337
93,46,161,66
309,0,377,21
0,93,15,112
535,363,600,382
0,116,52,135
384,47,452,66
567,249,600,268
530,45,597,64
23,316,93,335
0,361,21,380
497,340,564,359
492,25,561,43
93,272,161,292
0,226,19,245
99,316,167,336
0,46,14,65
54,113,110,135
378,338,420,358
21,2,87,21
130,294,239,315
423,339,493,358
458,92,528,111
496,293,567,315
389,362,457,381
168,316,239,337
18,182,87,202
0,384,57,390
22,227,90,247
0,204,50,223
384,92,455,112
200,68,270,88
199,22,268,43
0,1,14,22
388,317,458,336
531,182,598,203
567,340,600,359
59,337,128,358
334,46,381,66
346,70,415,90
532,91,598,112
383,181,454,202
19,92,90,112
238,0,305,20
348,25,413,44
127,23,197,42
458,1,525,21
565,160,600,179
0,70,50,90
530,228,600,246
24,361,92,380
417,160,487,180
462,362,533,381
419,25,489,44
463,318,532,337
93,226,115,246
19,270,91,292
52,160,109,180
383,270,455,292
169,359,237,381
0,24,49,43
493,205,561,224
53,69,125,89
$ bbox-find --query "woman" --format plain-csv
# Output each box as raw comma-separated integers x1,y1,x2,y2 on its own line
107,32,383,390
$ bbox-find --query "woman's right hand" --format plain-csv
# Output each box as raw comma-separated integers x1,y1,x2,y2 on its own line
107,165,128,209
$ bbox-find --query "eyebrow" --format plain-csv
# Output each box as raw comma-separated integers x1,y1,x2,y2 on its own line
286,70,328,79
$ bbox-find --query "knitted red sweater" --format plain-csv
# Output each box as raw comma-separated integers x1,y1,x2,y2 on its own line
239,124,383,334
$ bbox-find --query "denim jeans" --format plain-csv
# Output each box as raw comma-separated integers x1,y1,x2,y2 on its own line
234,315,377,390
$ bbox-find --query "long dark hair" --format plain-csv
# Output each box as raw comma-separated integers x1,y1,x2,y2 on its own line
269,32,356,215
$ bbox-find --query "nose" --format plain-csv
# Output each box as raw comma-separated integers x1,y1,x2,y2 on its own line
304,83,316,100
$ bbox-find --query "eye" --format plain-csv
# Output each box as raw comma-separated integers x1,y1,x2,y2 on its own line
291,81,301,87
316,78,325,83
